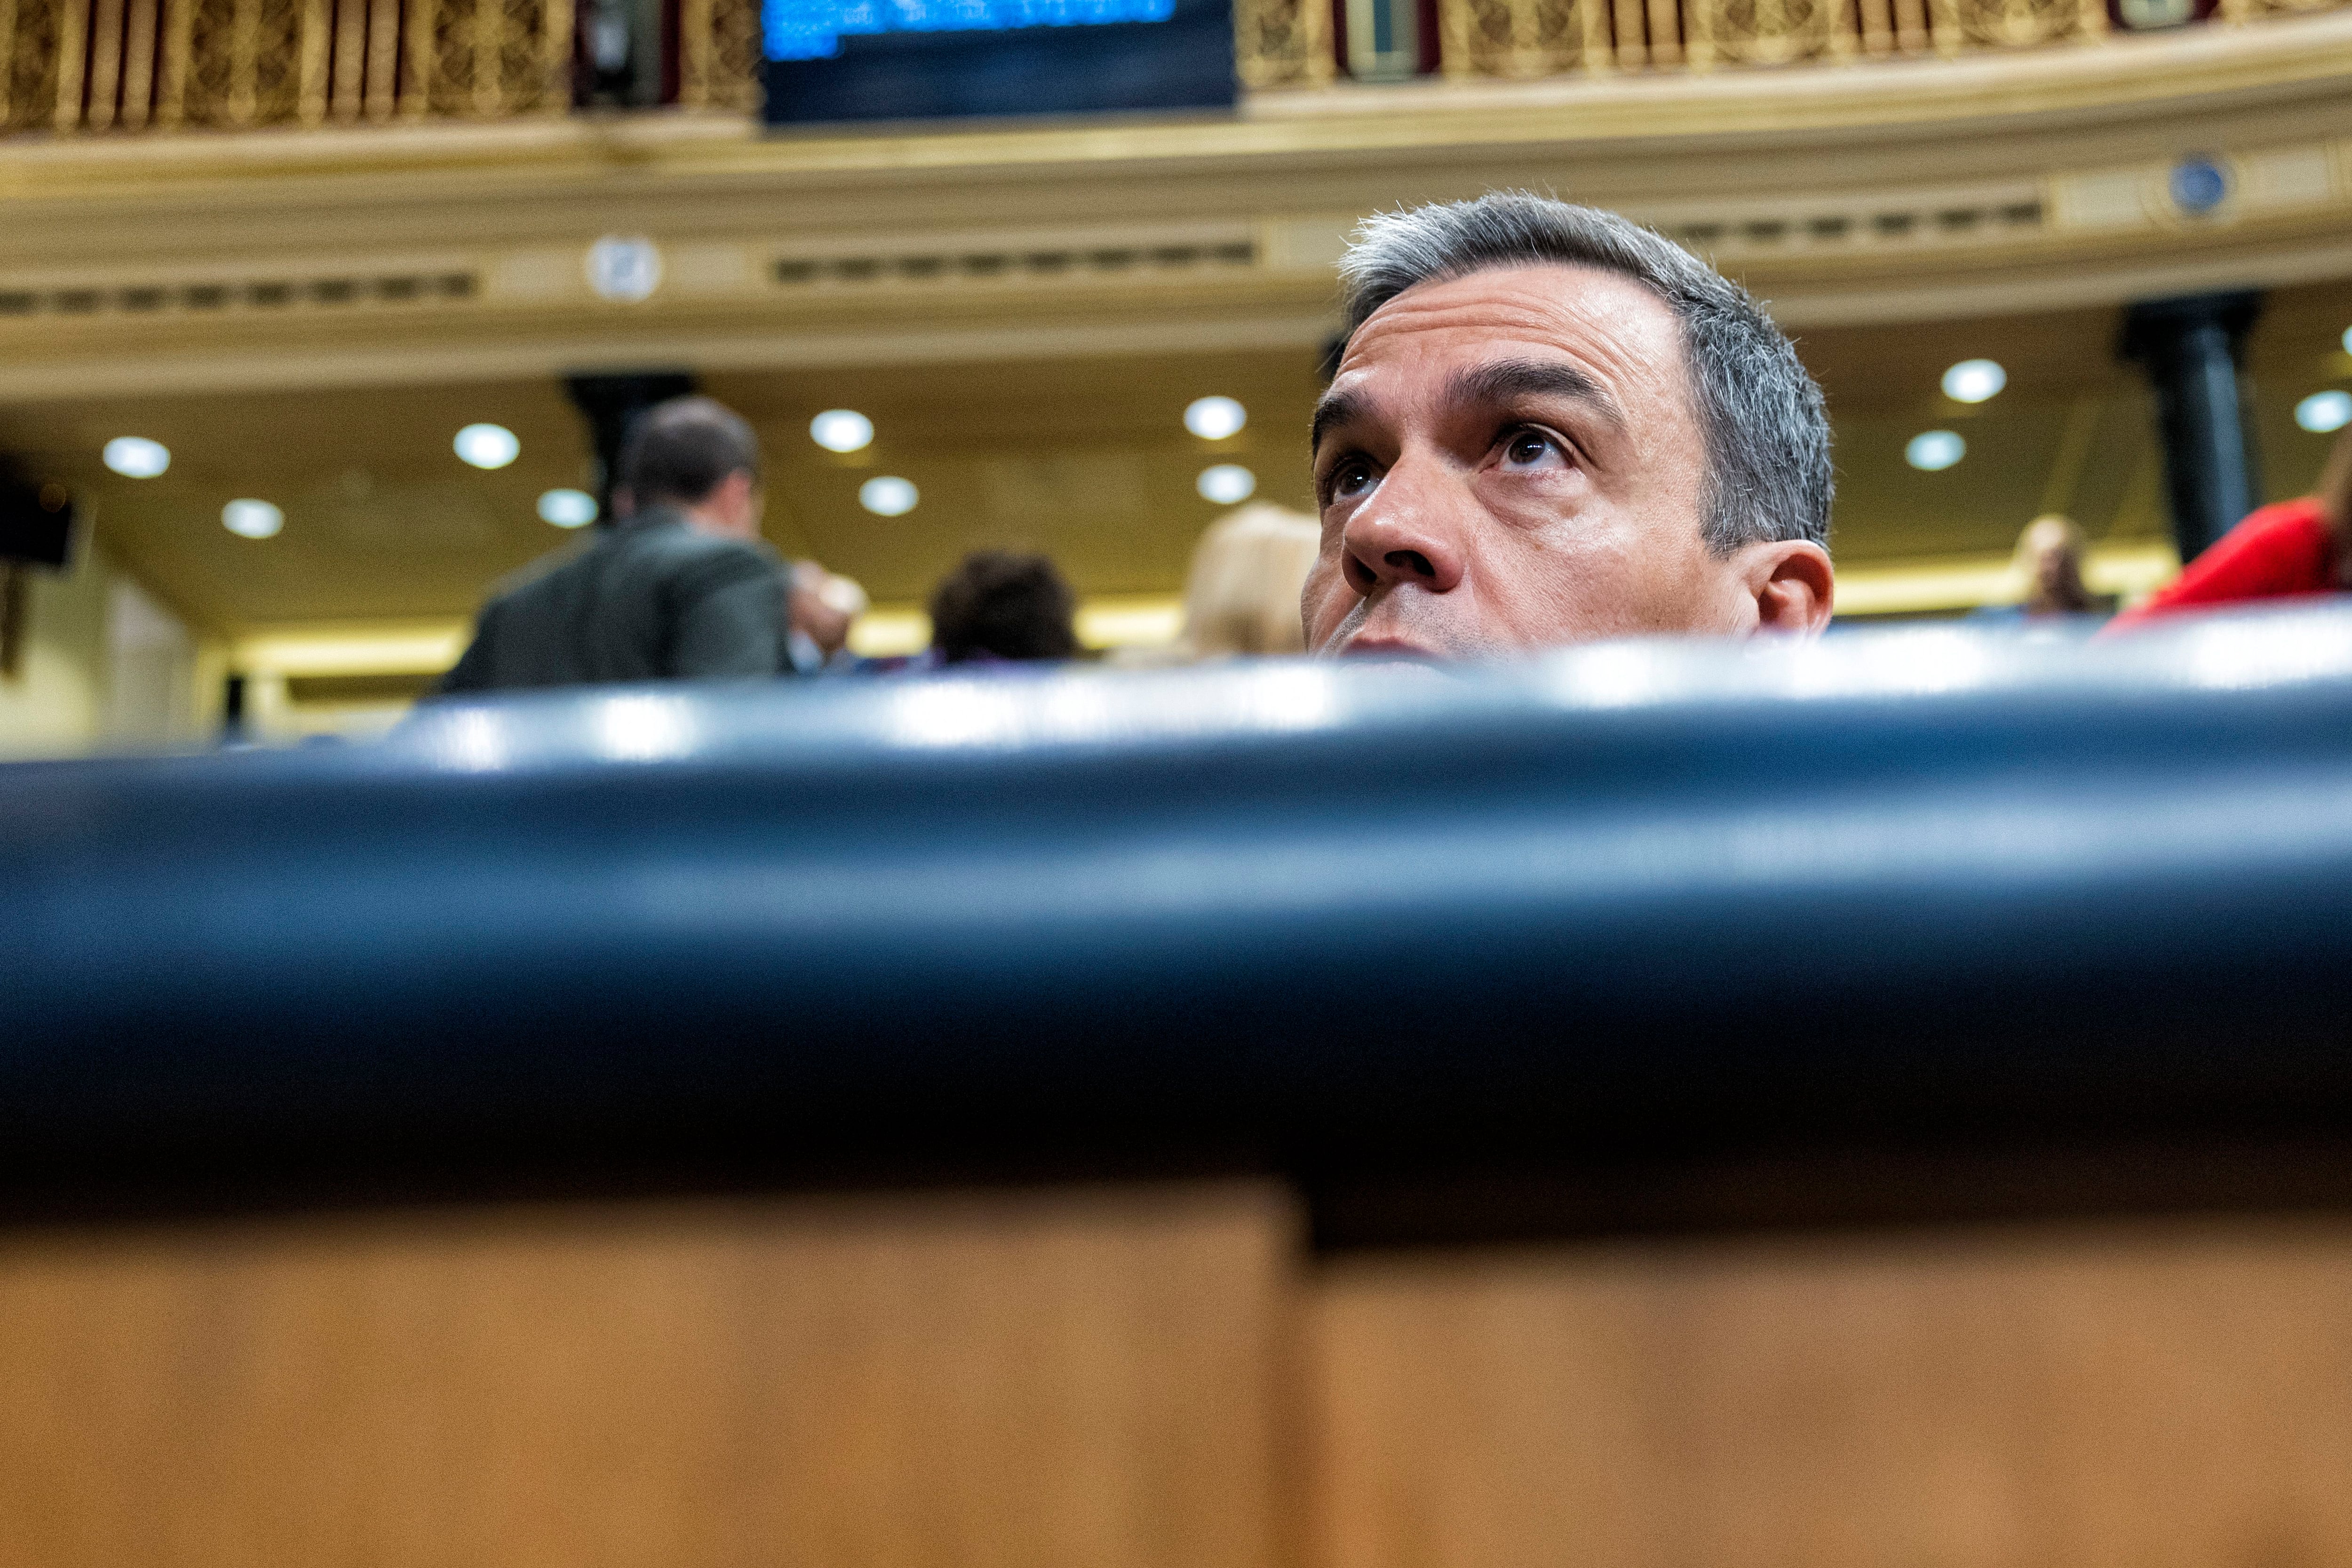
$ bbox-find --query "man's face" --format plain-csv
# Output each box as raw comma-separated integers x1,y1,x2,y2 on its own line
2025,523,2084,600
1303,264,1776,658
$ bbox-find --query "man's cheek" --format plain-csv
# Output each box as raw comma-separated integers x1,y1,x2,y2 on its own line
1299,562,1345,645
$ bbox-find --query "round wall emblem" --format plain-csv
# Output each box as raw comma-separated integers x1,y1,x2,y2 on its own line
2168,158,2231,218
585,236,664,302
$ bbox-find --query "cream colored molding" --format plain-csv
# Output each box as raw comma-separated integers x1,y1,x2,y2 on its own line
2048,136,2352,234
234,621,469,676
0,311,1342,403
1765,229,2352,327
2,67,2350,398
1258,215,1364,274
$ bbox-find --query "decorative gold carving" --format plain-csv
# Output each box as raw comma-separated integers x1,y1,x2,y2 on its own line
1947,0,2090,48
1408,0,2169,75
1,0,567,130
1692,0,1848,64
5,0,71,133
678,0,758,109
7,0,2349,138
1236,0,1335,87
703,0,762,110
1438,0,1596,78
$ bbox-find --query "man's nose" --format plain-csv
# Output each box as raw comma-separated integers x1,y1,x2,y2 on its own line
1340,458,1468,597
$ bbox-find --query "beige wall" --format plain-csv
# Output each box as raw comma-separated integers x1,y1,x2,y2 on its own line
0,548,109,759
0,542,214,760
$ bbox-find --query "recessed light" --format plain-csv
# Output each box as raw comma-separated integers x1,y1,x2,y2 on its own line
103,437,169,478
538,488,598,527
859,475,917,516
1905,431,1965,471
1185,396,1247,440
1941,359,2006,404
222,499,283,538
810,410,874,453
454,423,520,470
2296,390,2352,433
1197,464,1256,504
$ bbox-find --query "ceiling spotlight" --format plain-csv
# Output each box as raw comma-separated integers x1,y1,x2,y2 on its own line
454,423,520,470
2296,390,2352,433
810,409,874,454
1197,464,1257,504
538,488,598,527
1941,359,2006,404
2341,326,2352,356
103,437,170,478
1905,430,1965,472
222,499,283,539
1184,396,1248,441
859,475,918,516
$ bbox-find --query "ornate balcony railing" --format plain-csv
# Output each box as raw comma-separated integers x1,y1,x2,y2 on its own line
1239,0,2345,86
0,0,2339,134
0,0,755,132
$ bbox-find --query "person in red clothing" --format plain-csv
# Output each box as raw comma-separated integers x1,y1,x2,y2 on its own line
2108,425,2352,630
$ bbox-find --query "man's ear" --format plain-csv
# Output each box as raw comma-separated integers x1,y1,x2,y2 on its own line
1739,541,1834,636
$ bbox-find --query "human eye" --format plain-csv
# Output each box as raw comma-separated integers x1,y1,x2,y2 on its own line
1497,425,1570,471
1323,454,1381,503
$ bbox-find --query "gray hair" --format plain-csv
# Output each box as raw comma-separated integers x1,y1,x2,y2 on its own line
1337,192,1832,556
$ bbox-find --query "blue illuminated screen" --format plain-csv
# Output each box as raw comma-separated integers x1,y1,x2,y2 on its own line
764,0,1178,59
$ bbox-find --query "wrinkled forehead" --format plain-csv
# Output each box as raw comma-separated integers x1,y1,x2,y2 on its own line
1322,263,1695,433
1349,261,1680,350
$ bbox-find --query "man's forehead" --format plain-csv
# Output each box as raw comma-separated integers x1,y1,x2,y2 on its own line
1316,264,1680,445
1346,263,1674,353
1333,265,1680,400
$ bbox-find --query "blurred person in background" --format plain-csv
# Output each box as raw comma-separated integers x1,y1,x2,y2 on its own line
927,550,1081,667
438,397,785,692
1971,515,2110,625
1304,192,1834,660
2107,424,2352,631
787,559,870,674
1180,504,1321,659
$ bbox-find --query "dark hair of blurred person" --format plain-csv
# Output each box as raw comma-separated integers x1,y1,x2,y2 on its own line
614,396,761,519
2106,423,2352,631
928,551,1081,665
436,396,787,692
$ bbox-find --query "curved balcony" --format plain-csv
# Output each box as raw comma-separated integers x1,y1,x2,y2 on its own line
1,0,2344,135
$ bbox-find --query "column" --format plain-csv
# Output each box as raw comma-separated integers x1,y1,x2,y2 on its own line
2119,291,2263,564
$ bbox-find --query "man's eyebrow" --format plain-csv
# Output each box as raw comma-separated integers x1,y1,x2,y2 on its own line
1310,387,1369,454
1450,358,1626,431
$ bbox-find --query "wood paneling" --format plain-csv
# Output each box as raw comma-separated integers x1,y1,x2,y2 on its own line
20,1186,2352,1568
1308,1220,2352,1568
0,1183,1296,1568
